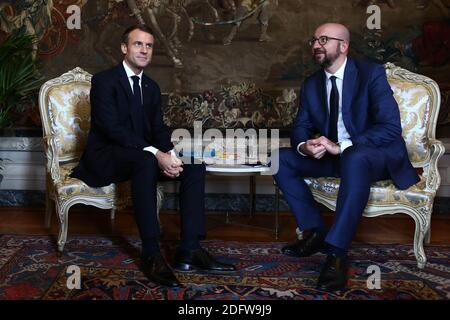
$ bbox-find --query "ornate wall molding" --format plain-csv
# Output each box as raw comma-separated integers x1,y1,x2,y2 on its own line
0,137,43,152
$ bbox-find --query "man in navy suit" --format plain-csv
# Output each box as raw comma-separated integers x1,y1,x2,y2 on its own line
274,23,419,291
71,25,235,287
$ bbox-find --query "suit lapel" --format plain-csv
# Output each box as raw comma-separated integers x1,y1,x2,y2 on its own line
117,64,134,103
117,64,143,135
317,71,329,136
141,76,151,108
342,58,358,136
141,76,151,134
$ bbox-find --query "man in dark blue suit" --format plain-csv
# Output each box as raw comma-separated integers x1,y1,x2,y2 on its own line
71,25,235,287
274,23,419,291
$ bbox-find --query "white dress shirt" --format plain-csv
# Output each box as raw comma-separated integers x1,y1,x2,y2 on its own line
123,60,143,96
122,61,175,157
297,57,353,155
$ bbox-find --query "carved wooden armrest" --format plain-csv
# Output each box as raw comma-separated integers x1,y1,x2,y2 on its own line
424,139,445,192
43,133,62,184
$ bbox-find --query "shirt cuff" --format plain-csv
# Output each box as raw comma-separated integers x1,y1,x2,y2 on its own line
339,139,353,153
143,146,159,155
297,142,308,156
143,146,177,158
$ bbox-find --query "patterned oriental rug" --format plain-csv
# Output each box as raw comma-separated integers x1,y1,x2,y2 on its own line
0,234,448,300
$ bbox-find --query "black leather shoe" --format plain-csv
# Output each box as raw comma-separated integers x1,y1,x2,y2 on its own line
316,254,348,291
281,232,326,257
174,247,236,273
140,253,181,287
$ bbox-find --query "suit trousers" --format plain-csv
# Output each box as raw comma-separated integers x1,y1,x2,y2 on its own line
274,145,390,250
111,146,206,242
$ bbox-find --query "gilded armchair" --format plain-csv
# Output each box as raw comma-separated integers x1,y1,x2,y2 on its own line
293,63,445,269
38,67,164,253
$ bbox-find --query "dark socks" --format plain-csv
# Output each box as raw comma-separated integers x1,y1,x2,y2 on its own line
311,224,327,237
141,236,201,258
308,225,348,259
327,244,348,259
178,236,201,252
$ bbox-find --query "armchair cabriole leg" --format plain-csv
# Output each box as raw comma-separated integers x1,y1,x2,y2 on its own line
56,201,70,254
45,191,53,228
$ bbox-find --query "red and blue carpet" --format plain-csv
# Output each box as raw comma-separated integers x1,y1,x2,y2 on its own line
0,234,448,300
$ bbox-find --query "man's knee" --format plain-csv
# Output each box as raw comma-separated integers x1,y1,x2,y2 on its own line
278,147,295,162
274,147,303,179
341,146,371,169
183,162,206,178
339,146,380,185
135,151,159,172
278,147,307,168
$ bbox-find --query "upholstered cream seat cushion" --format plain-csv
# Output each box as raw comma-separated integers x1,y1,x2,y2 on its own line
57,162,116,199
57,163,140,208
305,176,431,209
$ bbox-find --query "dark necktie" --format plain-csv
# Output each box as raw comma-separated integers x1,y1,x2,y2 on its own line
328,75,339,143
131,75,144,137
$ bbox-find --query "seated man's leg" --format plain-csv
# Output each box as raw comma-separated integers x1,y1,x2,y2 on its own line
177,162,207,251
325,145,390,253
113,147,181,287
113,147,160,257
273,147,336,232
316,145,390,291
173,161,235,273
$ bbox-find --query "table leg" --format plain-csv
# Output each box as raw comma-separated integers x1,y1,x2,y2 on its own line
275,184,280,239
249,175,256,218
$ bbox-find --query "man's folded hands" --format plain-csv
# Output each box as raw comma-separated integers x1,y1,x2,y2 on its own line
300,136,341,159
156,151,184,178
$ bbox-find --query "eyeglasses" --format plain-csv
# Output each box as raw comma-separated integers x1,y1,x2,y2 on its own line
308,36,344,47
131,41,153,50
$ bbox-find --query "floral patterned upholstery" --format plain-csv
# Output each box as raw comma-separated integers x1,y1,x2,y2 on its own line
57,162,117,199
38,67,164,252
297,63,445,269
390,79,432,164
305,176,431,210
46,83,91,159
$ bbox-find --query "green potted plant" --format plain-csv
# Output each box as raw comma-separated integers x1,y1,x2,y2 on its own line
0,33,43,128
0,33,43,185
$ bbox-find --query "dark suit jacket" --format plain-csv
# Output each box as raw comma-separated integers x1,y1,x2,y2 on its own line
71,63,173,187
291,58,419,190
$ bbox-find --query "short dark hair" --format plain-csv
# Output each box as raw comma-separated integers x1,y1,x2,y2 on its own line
121,24,154,45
